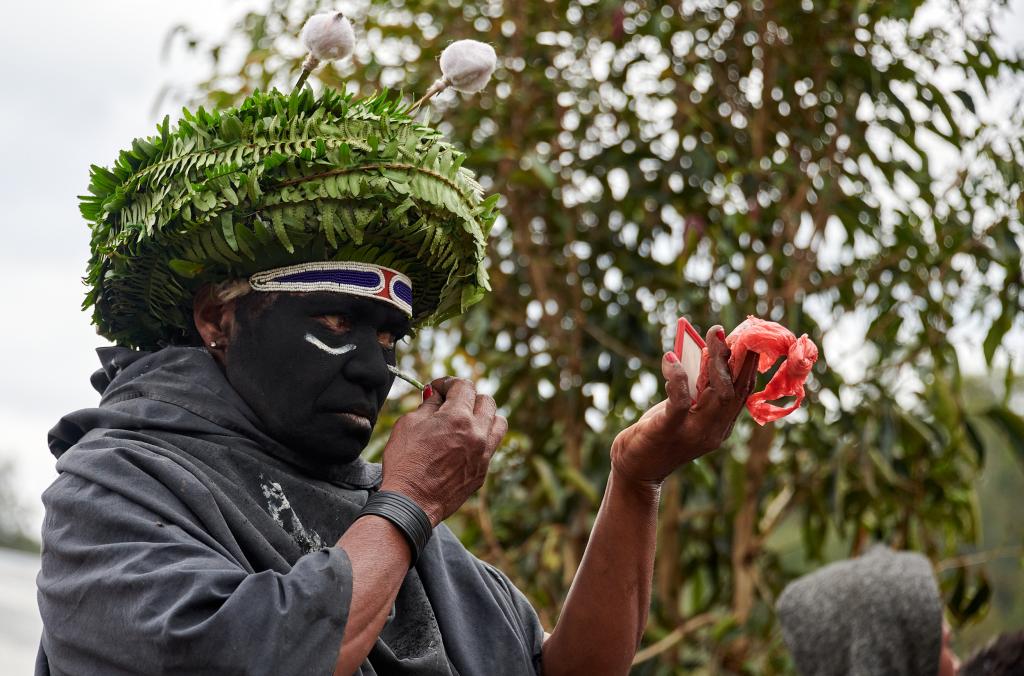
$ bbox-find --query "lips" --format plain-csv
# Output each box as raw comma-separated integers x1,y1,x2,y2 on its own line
335,411,373,431
325,404,377,431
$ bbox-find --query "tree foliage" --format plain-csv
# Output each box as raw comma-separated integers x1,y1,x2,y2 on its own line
168,0,1024,671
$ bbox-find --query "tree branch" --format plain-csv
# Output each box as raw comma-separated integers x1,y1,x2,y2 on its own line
731,424,775,624
631,612,718,665
935,546,1024,573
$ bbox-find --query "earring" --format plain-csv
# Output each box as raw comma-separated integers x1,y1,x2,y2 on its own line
209,341,218,348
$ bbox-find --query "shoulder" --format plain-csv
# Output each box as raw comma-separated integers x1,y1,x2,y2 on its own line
48,433,211,513
42,433,231,560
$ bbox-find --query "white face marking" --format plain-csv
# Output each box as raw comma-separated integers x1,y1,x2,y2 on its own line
304,333,357,356
305,332,424,390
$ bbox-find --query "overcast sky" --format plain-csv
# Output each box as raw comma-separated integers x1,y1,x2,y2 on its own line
0,1,239,533
0,1,1022,536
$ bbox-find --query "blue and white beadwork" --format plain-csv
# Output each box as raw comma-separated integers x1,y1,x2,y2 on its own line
249,262,414,316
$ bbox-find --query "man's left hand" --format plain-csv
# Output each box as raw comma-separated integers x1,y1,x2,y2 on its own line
610,325,759,486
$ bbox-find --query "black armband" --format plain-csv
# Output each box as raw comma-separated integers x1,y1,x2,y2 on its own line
357,490,433,566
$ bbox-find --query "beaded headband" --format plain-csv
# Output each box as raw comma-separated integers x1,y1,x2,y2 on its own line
249,262,414,317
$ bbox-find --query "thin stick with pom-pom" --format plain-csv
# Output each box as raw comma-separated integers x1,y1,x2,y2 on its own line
292,11,355,93
410,39,497,111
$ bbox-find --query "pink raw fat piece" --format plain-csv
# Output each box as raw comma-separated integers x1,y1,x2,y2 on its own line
696,316,819,425
725,316,797,377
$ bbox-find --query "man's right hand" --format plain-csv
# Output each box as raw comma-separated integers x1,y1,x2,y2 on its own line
379,377,506,527
333,377,505,675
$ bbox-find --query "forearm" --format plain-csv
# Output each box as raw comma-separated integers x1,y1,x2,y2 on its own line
333,516,412,675
543,469,661,676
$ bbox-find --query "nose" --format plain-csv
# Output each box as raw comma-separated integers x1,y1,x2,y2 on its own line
340,325,393,391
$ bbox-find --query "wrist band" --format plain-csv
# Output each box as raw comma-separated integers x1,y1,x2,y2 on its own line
357,490,433,566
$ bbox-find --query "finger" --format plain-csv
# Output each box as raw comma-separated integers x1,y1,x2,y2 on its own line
746,353,758,394
661,352,692,416
705,325,734,400
473,392,497,421
428,376,460,396
706,324,726,347
417,377,450,411
689,380,719,414
734,350,759,401
437,377,477,414
484,414,508,459
707,351,759,436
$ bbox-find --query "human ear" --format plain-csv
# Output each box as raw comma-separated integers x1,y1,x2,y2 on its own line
193,284,238,366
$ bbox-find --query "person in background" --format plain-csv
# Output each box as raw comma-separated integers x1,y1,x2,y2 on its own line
775,545,959,676
959,629,1024,676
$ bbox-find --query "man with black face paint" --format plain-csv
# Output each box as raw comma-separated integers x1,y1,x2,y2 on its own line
38,85,760,676
223,292,410,467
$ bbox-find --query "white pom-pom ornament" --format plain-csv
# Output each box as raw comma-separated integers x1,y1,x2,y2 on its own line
439,40,497,93
300,11,355,62
412,39,498,110
293,11,355,92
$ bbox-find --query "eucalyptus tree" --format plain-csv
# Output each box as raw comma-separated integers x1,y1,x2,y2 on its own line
165,0,1023,671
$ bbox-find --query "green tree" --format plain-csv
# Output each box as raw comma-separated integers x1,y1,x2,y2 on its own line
166,0,1024,671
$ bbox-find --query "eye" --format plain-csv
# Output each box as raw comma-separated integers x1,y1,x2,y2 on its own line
378,330,397,350
379,324,410,351
315,314,351,333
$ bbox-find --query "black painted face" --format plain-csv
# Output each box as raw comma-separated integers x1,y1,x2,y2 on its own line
224,292,410,467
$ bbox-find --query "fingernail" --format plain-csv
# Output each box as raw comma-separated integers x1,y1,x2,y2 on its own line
666,351,679,364
422,385,433,401
716,328,726,341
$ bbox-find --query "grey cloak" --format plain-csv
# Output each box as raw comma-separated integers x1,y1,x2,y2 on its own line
36,346,544,676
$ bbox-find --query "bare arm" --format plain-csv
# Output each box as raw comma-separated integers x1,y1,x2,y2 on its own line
541,470,660,674
332,517,411,675
543,327,758,675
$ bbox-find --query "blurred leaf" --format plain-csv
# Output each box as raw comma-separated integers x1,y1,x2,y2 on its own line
983,407,1024,467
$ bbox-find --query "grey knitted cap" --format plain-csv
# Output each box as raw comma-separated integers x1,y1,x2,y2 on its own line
775,546,943,676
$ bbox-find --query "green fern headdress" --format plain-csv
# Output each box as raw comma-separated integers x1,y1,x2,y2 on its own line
81,13,499,349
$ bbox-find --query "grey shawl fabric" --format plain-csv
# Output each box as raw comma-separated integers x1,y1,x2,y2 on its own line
775,545,943,676
36,346,543,676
